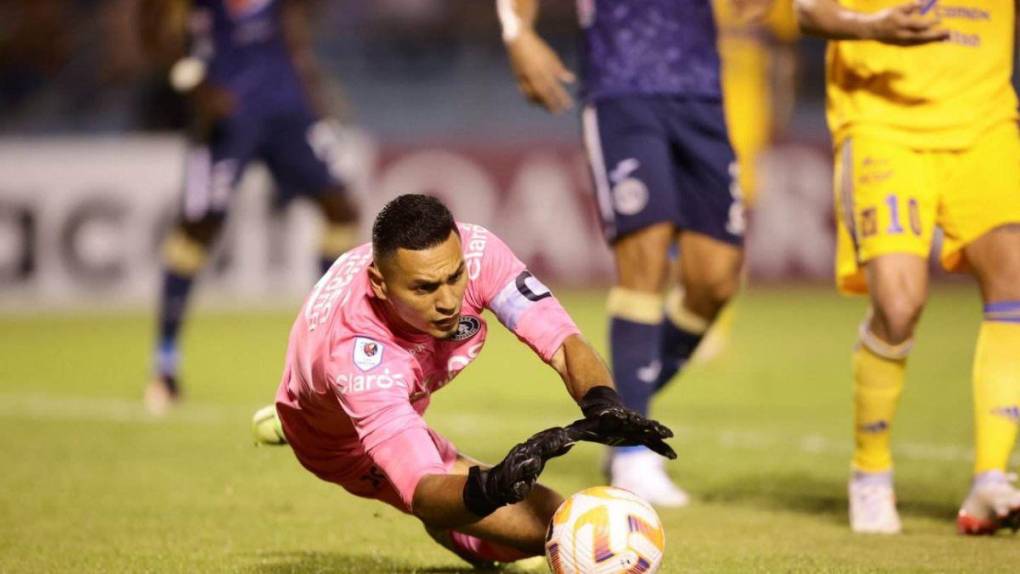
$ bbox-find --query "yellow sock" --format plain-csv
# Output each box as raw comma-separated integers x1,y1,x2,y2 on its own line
852,324,911,473
318,223,358,274
163,230,208,275
972,311,1020,475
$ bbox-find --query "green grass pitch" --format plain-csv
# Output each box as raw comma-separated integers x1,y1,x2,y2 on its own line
2,285,1019,572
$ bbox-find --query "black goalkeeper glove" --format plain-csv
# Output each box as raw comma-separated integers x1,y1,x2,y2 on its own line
462,426,574,517
567,386,677,459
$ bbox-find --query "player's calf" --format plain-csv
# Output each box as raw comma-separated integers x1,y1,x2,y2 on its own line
148,215,226,414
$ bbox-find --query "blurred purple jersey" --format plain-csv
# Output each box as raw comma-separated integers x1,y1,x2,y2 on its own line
190,0,307,111
577,0,722,102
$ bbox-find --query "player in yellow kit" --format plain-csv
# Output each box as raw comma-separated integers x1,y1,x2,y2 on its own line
796,0,1020,534
697,0,800,361
715,0,800,206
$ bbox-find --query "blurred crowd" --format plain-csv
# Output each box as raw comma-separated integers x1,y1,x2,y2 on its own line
0,0,579,134
0,1,1015,137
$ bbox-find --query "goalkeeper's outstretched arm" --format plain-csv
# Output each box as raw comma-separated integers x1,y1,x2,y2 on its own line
548,334,677,459
548,333,615,403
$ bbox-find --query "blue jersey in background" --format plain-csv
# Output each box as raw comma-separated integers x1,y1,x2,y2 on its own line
191,0,308,113
577,0,722,102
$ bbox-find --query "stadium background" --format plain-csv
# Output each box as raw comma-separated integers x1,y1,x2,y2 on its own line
2,1,1020,572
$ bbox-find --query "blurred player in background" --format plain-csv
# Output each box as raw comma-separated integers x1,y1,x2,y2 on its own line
715,0,799,208
253,194,675,567
498,0,769,506
697,0,801,360
139,0,358,413
796,0,1020,534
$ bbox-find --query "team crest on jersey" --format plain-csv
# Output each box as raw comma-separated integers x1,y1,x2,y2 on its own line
450,316,482,342
353,337,384,371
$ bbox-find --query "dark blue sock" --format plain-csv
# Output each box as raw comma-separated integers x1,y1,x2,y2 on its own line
610,316,663,417
155,270,195,381
654,320,704,392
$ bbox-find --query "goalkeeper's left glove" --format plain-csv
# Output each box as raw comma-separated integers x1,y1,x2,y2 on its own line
568,386,677,459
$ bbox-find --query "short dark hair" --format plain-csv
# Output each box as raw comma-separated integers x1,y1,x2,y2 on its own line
372,194,458,262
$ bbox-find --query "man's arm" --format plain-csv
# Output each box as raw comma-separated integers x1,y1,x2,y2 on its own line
139,0,234,133
548,334,676,459
498,0,575,113
548,334,613,402
794,0,948,44
410,427,573,528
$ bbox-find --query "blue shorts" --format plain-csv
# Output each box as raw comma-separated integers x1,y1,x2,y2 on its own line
581,95,744,245
180,107,344,221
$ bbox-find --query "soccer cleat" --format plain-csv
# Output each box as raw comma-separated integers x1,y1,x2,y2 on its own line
956,471,1020,535
609,448,689,508
252,404,287,446
144,375,181,416
848,470,901,534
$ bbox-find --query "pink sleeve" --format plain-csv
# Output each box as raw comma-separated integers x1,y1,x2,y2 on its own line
329,339,447,509
370,426,449,511
470,226,581,361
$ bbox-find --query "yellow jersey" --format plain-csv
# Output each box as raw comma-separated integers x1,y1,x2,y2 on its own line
826,0,1018,149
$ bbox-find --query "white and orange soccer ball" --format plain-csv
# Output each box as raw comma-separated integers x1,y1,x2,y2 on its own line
545,486,665,574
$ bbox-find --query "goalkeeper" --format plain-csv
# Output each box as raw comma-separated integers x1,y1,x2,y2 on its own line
251,194,674,566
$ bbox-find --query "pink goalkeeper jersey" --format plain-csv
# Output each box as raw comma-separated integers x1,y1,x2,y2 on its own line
275,223,579,508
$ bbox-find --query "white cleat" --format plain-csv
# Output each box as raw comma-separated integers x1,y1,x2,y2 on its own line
609,449,689,508
848,471,901,534
957,471,1020,535
143,376,180,416
251,404,287,446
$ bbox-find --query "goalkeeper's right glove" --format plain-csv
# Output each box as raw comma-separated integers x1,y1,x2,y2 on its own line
462,426,574,517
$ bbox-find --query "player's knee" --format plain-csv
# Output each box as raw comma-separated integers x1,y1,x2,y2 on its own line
872,297,924,344
706,272,740,306
683,272,739,318
613,225,674,291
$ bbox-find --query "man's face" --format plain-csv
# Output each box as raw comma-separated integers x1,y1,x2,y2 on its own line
372,230,468,339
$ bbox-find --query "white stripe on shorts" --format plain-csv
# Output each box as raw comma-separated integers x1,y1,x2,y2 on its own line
581,104,616,236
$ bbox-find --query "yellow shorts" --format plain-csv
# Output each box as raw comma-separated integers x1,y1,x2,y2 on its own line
834,122,1020,294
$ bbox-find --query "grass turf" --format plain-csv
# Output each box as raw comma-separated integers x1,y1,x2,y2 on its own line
1,285,1019,572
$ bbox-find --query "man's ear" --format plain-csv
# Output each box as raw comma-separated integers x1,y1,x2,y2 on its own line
368,262,388,300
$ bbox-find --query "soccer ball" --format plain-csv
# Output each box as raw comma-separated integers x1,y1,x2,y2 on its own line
545,486,665,574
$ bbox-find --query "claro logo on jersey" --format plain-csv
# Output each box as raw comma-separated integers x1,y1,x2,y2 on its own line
462,224,490,280
353,337,384,371
335,369,408,395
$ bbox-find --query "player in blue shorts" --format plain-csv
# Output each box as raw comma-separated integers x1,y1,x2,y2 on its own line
498,0,765,506
140,0,358,413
